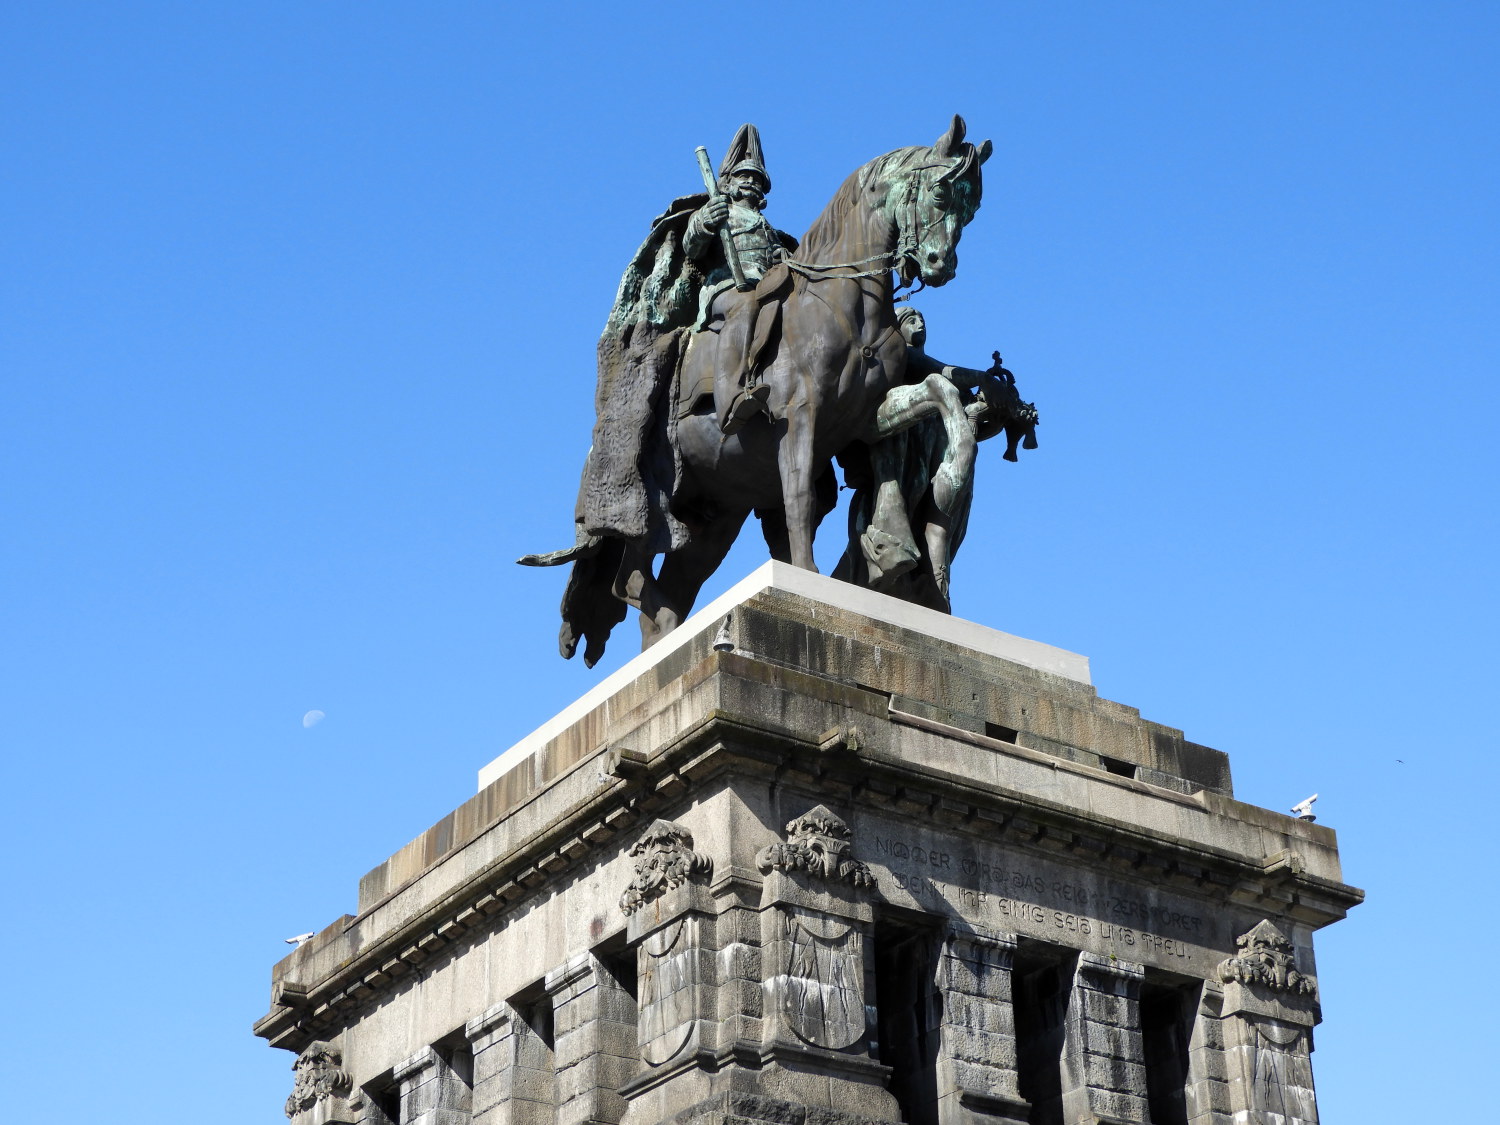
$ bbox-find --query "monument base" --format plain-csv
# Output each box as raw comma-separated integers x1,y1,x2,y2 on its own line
257,564,1360,1125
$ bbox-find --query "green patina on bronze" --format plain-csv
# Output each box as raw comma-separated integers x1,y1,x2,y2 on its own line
521,117,1040,665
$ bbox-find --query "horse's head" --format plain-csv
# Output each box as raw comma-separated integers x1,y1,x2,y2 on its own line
888,115,992,288
796,116,992,287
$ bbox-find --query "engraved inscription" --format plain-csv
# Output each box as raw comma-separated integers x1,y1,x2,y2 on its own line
873,831,1214,968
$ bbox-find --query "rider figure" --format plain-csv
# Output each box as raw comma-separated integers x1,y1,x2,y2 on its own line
682,124,795,435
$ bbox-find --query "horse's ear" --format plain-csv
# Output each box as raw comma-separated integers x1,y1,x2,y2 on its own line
977,139,993,165
934,114,967,156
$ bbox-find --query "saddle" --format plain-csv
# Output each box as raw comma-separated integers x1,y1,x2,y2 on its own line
676,263,796,417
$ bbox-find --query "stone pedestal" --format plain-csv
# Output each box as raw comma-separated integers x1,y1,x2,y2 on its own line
257,563,1360,1125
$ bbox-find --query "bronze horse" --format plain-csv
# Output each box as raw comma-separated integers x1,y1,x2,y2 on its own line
530,117,992,664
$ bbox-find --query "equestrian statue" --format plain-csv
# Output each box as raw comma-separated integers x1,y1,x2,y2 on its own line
521,116,1039,665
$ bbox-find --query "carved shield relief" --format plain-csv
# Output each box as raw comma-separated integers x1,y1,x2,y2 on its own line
638,917,700,1065
1250,1022,1318,1124
774,906,866,1050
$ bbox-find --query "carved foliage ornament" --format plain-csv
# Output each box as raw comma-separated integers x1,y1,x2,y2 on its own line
619,819,713,915
1217,919,1317,998
285,1041,352,1119
756,805,875,887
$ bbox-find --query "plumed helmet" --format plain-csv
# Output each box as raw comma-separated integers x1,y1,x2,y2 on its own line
721,123,771,193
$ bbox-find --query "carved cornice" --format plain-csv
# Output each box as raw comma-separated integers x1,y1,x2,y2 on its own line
620,819,713,915
256,678,1358,1053
1218,919,1317,997
253,796,659,1051
756,805,874,887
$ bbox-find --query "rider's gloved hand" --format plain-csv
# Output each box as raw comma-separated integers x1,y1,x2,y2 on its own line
699,196,729,232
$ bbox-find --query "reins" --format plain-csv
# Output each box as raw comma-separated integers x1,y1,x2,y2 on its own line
783,252,925,301
782,253,895,282
773,163,944,369
780,163,939,295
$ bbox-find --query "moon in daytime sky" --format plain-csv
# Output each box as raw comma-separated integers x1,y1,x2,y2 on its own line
302,710,326,729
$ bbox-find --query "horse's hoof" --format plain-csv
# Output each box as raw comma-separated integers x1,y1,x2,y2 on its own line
861,527,919,583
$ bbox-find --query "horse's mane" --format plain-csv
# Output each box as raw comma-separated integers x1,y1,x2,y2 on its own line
796,143,983,264
796,146,928,263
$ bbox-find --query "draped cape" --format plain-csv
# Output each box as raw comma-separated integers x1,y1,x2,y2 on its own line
524,194,797,664
520,196,706,664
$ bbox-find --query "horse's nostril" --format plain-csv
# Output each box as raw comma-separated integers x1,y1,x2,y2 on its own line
926,251,941,264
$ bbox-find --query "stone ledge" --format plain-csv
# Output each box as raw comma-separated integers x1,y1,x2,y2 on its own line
255,694,1361,1055
477,562,1091,791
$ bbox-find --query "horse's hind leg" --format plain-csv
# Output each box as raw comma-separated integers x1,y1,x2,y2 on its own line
610,544,674,652
645,512,750,649
777,411,820,571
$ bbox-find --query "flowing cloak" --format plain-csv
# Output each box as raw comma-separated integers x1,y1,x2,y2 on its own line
520,194,706,662
524,194,797,664
581,193,708,552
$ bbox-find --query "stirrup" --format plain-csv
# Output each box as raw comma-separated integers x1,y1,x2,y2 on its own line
720,384,772,436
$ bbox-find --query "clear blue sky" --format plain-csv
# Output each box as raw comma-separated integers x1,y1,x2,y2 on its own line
3,3,1495,1119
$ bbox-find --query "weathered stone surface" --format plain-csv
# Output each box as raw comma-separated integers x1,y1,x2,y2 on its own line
393,1047,473,1125
1218,919,1317,999
256,570,1358,1125
284,1041,355,1125
621,821,714,917
756,806,875,889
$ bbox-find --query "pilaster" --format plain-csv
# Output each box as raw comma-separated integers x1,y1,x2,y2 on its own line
1184,984,1232,1125
935,924,1029,1125
391,1047,472,1125
1216,921,1320,1125
754,804,900,1122
1060,953,1149,1125
463,1002,555,1125
546,953,639,1125
616,820,728,1124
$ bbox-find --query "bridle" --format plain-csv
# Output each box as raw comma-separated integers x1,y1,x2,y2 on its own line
781,156,969,297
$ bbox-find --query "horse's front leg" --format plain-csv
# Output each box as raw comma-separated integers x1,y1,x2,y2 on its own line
777,409,819,571
923,375,975,515
869,375,974,513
